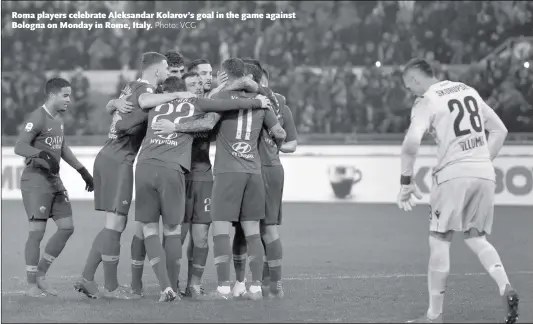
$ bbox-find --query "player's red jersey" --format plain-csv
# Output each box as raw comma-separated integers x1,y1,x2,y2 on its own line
18,106,64,166
99,79,155,165
16,106,66,192
137,97,263,172
211,90,280,174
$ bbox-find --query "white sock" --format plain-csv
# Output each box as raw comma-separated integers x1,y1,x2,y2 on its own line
217,285,231,294
249,284,261,294
465,236,510,296
427,236,450,318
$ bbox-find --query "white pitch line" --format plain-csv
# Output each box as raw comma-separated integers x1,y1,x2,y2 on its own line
2,271,532,296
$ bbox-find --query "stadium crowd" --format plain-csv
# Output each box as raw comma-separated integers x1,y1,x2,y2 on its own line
2,1,532,135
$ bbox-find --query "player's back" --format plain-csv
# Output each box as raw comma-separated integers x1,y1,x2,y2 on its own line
137,97,206,172
421,80,495,182
213,90,266,174
100,80,155,165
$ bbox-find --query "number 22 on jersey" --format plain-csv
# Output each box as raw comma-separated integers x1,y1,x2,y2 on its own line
447,96,483,137
151,102,196,128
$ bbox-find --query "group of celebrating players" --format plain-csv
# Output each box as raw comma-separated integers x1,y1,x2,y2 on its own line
15,51,298,303
14,51,520,323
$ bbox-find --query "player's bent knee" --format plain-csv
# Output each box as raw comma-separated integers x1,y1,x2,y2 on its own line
464,235,491,255
192,224,209,247
429,230,453,243
28,229,46,243
28,220,47,232
55,216,74,230
142,222,159,237
212,221,231,235
261,225,279,244
163,224,181,236
105,212,128,232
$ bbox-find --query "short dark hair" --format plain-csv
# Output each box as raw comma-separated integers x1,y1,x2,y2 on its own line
181,71,200,81
162,76,185,93
187,59,211,72
164,51,185,68
242,58,263,71
45,77,70,95
222,57,245,79
244,63,263,84
141,52,167,71
403,58,434,77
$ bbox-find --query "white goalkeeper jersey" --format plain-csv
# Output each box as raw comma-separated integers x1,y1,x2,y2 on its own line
410,80,500,184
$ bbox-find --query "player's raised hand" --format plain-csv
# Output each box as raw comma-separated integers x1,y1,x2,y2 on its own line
255,94,272,109
217,70,228,86
114,98,134,114
153,119,177,135
397,184,423,212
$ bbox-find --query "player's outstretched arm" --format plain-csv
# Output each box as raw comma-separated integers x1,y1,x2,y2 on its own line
61,144,94,192
115,110,149,135
279,105,298,153
106,98,134,115
175,113,221,133
196,96,268,112
138,92,196,110
482,102,508,160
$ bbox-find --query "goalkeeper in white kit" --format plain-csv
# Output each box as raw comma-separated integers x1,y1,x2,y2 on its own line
397,58,519,324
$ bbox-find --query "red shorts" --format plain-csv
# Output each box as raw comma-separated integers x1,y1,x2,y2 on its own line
22,190,72,221
135,163,186,226
211,172,265,223
261,165,284,225
184,180,213,224
93,153,133,216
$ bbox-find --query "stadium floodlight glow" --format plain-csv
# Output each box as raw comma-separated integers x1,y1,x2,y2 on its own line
375,61,382,68
524,62,530,69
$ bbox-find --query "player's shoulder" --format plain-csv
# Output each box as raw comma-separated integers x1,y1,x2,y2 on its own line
274,92,286,104
130,79,156,94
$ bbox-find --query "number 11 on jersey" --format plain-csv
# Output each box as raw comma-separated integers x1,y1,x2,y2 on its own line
236,109,252,140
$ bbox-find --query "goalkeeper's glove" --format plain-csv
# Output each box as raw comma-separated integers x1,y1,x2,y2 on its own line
32,151,60,174
77,167,94,192
397,175,423,212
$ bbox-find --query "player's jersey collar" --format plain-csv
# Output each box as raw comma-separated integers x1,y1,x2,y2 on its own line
424,80,450,97
42,105,54,118
137,78,150,84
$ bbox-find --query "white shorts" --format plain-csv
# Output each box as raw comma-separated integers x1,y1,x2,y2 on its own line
429,177,495,234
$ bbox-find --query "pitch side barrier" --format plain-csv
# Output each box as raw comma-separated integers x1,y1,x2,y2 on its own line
2,146,532,206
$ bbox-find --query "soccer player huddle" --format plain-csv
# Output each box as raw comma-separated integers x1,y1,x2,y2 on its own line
15,51,298,303
14,54,519,323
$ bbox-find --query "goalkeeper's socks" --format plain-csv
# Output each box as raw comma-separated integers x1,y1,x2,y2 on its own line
145,234,171,291
130,235,146,293
101,228,122,292
213,234,231,284
265,238,283,282
163,234,181,293
37,228,73,276
245,234,265,282
82,229,105,281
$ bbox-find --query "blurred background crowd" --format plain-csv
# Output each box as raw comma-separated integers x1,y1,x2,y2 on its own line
2,1,532,136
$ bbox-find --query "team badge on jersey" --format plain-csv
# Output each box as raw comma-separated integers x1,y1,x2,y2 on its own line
25,123,33,132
